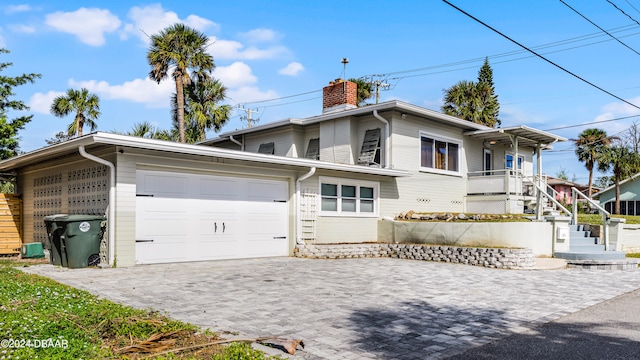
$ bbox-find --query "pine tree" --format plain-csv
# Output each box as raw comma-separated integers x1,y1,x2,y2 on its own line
476,57,500,127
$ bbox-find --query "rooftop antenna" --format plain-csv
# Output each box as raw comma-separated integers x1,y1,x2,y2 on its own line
341,57,349,92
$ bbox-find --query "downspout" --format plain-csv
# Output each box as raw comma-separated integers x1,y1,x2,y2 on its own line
229,135,244,151
79,146,116,267
296,167,316,245
372,110,390,169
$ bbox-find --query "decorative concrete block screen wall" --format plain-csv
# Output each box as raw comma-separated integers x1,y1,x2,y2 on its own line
32,165,109,245
294,243,536,269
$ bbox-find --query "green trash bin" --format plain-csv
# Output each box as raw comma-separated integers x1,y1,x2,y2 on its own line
44,214,106,268
44,214,68,267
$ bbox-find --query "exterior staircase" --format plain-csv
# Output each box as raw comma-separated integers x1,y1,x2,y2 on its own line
554,224,639,269
555,224,626,261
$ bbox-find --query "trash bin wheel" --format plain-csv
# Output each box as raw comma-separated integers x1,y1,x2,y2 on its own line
88,254,100,267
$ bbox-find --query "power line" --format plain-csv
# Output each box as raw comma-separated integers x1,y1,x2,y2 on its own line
235,13,640,111
237,89,321,106
609,0,640,26
374,24,639,78
542,114,640,131
442,0,640,113
560,0,640,57
624,0,640,15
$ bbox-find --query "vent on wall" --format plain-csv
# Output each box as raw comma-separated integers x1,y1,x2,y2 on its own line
258,142,275,154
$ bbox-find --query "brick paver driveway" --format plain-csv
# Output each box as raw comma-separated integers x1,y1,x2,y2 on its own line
23,257,640,359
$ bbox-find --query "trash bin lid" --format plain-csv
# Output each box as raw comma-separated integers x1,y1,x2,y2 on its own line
54,214,106,222
43,214,69,222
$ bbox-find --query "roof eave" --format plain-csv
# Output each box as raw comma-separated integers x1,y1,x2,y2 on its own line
0,132,411,178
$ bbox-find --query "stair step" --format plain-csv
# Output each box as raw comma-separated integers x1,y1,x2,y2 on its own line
569,245,606,252
571,237,599,245
554,251,627,261
570,231,590,238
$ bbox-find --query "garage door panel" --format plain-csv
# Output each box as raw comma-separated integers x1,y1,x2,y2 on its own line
247,180,287,201
137,173,189,198
136,236,189,263
136,170,289,264
199,178,240,200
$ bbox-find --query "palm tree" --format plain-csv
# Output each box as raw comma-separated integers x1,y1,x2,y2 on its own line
173,77,230,143
572,128,616,198
347,77,374,106
442,80,499,127
597,145,640,214
442,59,500,128
50,88,100,137
147,23,214,143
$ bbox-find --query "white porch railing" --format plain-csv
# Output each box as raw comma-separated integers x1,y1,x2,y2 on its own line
467,169,531,195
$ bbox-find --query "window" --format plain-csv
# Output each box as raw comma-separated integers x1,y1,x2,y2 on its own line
320,177,378,216
305,138,320,160
357,128,381,166
258,142,274,154
505,154,524,171
420,132,461,174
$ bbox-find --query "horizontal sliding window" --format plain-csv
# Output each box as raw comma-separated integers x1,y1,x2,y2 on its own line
320,177,378,216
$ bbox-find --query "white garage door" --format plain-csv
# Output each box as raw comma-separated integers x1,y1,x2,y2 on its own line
135,170,289,264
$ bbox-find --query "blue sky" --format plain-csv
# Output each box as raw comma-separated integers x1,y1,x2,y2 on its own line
3,1,640,183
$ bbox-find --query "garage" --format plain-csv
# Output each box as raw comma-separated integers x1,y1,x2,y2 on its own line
135,170,289,264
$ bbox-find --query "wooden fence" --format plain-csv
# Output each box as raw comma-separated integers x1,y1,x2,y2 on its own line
0,194,21,255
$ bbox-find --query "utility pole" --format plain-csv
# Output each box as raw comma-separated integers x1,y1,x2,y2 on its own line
237,106,259,128
371,79,390,104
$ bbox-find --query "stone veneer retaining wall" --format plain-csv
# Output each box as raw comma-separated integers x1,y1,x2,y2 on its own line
294,243,536,269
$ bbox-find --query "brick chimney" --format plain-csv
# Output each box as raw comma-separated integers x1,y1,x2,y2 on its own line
322,79,357,113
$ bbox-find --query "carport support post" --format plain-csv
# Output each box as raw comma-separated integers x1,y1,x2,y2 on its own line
79,146,116,266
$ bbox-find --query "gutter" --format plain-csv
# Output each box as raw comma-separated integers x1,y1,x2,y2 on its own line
78,145,116,267
229,135,244,150
296,167,316,245
373,110,391,169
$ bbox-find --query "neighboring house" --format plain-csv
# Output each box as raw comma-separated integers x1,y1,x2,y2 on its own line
0,79,565,267
545,176,588,205
593,173,640,215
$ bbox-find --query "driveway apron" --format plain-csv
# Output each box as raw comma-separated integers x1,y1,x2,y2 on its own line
23,257,640,359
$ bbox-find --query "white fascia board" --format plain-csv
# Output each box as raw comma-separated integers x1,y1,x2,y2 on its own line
0,132,411,178
201,101,491,145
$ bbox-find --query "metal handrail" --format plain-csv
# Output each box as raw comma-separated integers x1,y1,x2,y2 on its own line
529,179,571,217
571,187,610,250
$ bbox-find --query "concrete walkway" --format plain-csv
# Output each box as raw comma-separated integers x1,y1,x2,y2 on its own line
22,257,640,359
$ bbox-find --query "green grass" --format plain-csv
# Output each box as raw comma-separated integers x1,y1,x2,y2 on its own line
0,258,280,359
577,214,640,225
626,253,640,258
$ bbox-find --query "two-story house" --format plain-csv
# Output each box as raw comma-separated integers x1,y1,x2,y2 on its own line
0,79,565,267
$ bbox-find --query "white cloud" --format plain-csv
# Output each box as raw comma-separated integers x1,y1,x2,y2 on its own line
45,8,121,46
29,90,64,114
5,4,31,14
228,86,278,105
8,24,35,33
239,28,278,43
122,4,217,43
599,96,640,117
213,62,257,88
69,78,174,108
278,62,304,76
210,36,288,60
